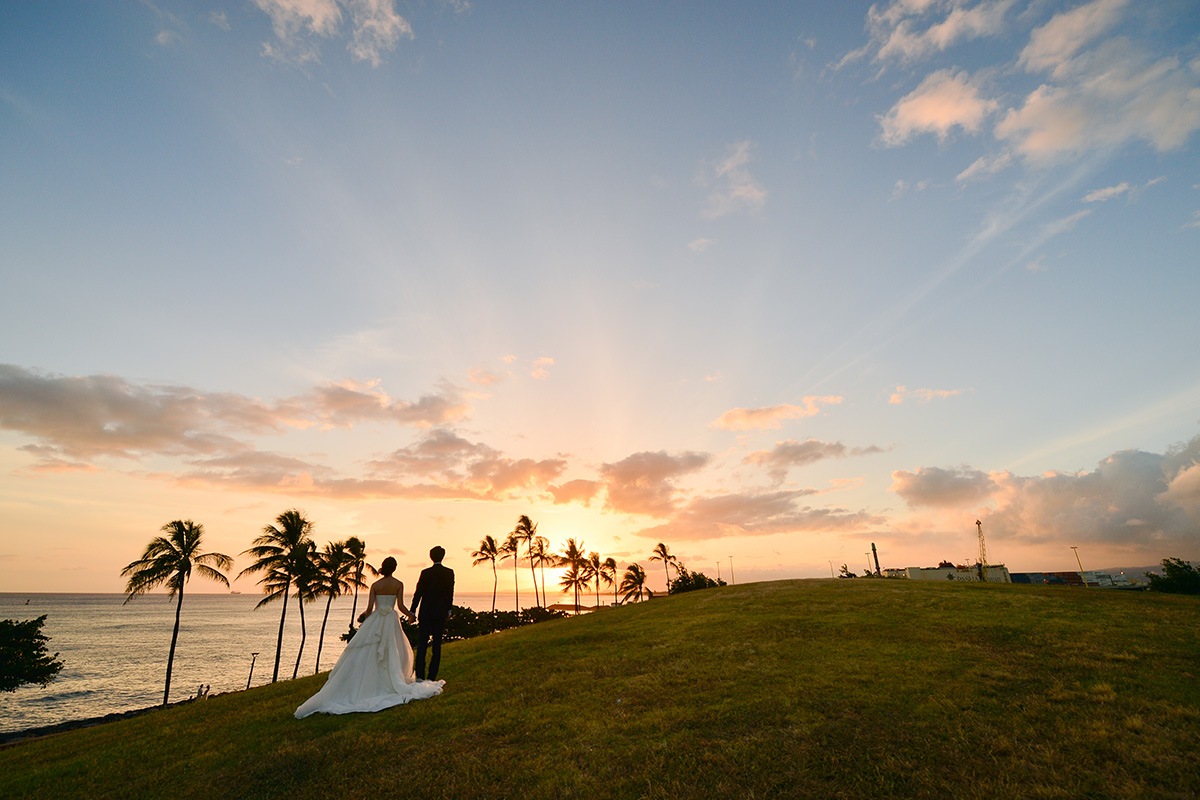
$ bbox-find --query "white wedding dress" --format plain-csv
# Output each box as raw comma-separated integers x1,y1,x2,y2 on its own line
295,593,444,718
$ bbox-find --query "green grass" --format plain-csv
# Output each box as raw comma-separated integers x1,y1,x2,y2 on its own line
2,579,1198,799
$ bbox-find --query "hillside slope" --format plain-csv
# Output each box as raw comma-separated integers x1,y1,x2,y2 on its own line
2,579,1198,800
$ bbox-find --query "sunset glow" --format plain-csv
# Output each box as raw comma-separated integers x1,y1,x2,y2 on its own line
2,1,1198,597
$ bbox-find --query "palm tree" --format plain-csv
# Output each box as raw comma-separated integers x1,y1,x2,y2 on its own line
513,515,540,608
313,541,355,674
344,536,375,632
121,520,232,705
602,557,618,605
530,536,553,608
238,509,315,683
290,541,319,680
649,542,679,594
558,538,588,614
584,551,604,608
472,534,500,613
499,533,521,611
619,563,651,603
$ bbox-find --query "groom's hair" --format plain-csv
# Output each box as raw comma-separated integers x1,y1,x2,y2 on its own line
430,546,445,563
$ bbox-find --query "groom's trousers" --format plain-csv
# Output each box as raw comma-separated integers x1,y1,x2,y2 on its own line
415,615,447,681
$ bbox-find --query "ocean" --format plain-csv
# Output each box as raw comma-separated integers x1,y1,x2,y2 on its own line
0,590,521,734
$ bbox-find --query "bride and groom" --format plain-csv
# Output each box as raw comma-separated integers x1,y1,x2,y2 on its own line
295,546,454,718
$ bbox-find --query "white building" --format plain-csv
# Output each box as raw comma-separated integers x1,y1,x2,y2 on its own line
904,563,1011,583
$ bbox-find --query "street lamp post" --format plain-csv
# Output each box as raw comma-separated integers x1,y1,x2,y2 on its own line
728,556,735,586
247,652,259,690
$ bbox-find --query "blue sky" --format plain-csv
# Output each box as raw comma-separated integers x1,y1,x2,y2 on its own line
2,0,1198,595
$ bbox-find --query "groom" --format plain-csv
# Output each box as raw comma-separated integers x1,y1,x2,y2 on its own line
410,545,454,682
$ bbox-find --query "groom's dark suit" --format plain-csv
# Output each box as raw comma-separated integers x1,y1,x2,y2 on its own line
410,560,454,681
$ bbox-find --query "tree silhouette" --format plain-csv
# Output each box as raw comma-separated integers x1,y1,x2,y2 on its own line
513,515,540,608
0,616,63,692
238,509,315,683
121,520,231,705
619,563,651,603
313,541,355,674
290,541,318,680
558,538,589,614
472,534,501,613
649,543,679,594
343,536,375,635
499,533,521,611
530,535,553,608
602,557,618,605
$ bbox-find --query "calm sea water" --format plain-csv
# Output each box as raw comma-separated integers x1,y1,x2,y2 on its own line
0,590,516,734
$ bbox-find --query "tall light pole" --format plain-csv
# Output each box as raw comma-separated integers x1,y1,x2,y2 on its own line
728,556,735,585
717,562,721,582
829,561,835,579
247,652,259,690
1071,546,1088,589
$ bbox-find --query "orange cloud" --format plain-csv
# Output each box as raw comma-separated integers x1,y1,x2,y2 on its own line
710,396,842,431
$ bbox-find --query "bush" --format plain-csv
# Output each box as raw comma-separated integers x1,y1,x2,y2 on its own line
0,615,64,692
669,569,726,594
405,604,567,646
1146,558,1200,595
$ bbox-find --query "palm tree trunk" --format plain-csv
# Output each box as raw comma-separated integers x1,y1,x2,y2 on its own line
540,562,547,607
272,580,289,683
315,594,333,674
513,558,519,611
293,591,307,680
528,548,540,609
664,563,670,594
491,561,497,613
163,586,184,705
350,574,361,626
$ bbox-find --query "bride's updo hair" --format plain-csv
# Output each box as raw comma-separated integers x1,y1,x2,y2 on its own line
380,556,397,576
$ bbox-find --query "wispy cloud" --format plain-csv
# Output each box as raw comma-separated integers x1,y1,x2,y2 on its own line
744,439,885,483
710,396,843,431
252,0,412,67
841,0,1016,68
698,141,767,218
636,490,883,541
888,385,964,405
0,364,468,467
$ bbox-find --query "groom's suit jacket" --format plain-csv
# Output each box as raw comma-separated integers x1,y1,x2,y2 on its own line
411,563,454,622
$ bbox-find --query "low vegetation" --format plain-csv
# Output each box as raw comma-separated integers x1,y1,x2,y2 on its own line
2,579,1198,800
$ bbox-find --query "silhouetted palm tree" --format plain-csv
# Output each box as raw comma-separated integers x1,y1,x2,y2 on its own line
344,536,375,633
602,557,618,605
499,533,521,610
513,515,540,607
531,535,553,607
121,520,232,705
619,563,650,603
313,541,355,674
290,541,319,679
584,551,604,608
472,534,501,613
558,538,588,614
649,542,679,594
238,509,315,683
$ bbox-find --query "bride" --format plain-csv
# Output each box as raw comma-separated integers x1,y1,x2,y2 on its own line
295,556,443,718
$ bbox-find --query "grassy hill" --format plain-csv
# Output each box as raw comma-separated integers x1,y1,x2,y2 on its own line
2,579,1198,800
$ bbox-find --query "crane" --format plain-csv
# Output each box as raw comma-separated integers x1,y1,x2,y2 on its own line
976,519,988,582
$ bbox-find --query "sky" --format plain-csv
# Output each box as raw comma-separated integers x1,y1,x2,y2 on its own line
2,0,1199,598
